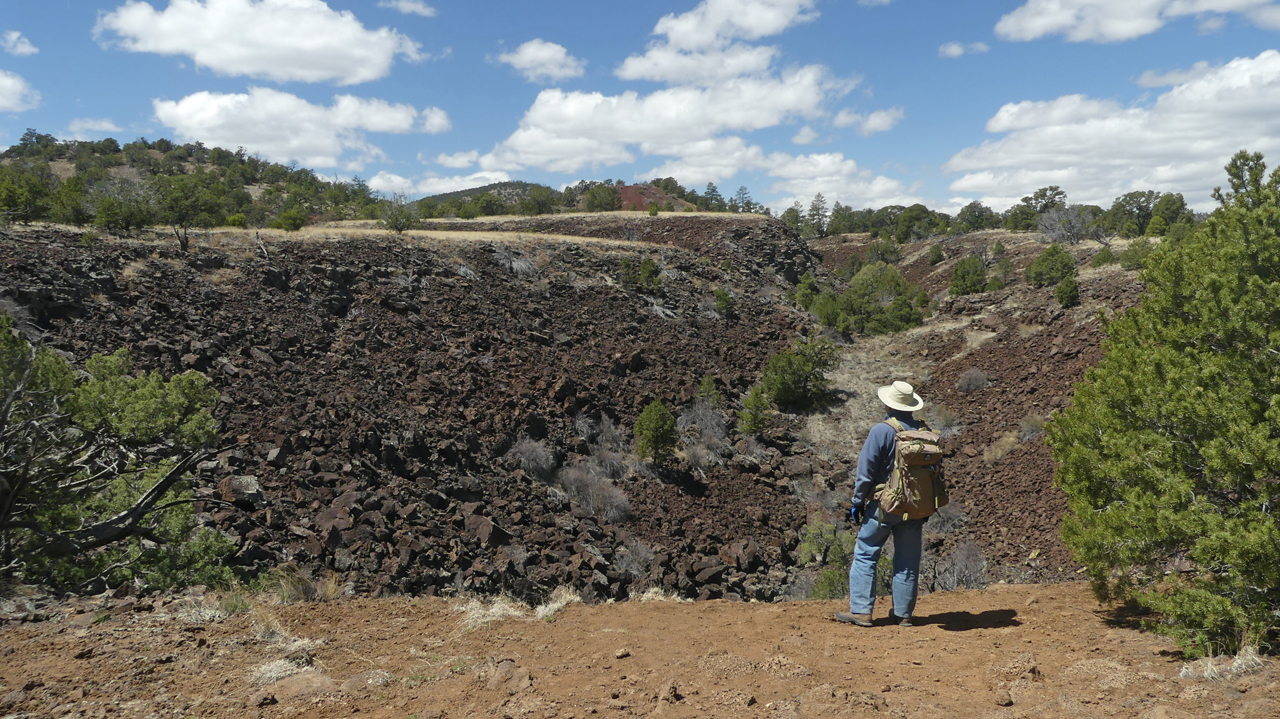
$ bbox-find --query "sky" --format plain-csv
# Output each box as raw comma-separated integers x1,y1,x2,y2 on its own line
3,0,1280,214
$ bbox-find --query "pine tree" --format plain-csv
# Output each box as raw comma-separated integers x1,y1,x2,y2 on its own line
1048,150,1280,657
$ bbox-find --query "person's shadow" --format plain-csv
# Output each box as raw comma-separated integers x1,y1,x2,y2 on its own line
909,609,1020,631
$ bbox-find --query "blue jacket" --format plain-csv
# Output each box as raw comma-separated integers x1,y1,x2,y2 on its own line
852,410,923,506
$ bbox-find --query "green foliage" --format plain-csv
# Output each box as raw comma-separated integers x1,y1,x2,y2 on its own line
1003,205,1038,231
1090,247,1116,267
992,240,1006,257
621,257,662,294
1025,244,1077,287
737,385,770,435
271,206,307,231
695,375,723,405
954,201,998,233
781,201,803,230
928,244,944,265
1054,275,1079,307
1048,150,1280,657
648,203,659,216
152,170,224,251
1145,215,1168,237
865,238,903,265
0,315,228,592
80,230,101,248
761,336,838,408
809,567,848,600
949,255,988,296
583,184,621,212
1119,237,1155,270
713,287,735,316
1023,185,1068,213
634,400,677,463
377,192,421,234
793,271,820,310
833,263,923,336
799,519,858,567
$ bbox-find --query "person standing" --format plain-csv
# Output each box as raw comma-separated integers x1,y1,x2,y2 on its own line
835,381,929,627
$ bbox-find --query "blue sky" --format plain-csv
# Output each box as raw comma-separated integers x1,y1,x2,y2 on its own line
3,1,1280,213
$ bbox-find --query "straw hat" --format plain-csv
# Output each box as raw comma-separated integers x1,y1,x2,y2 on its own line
877,380,924,412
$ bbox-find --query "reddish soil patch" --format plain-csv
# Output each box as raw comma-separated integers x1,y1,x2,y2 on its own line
1,583,1274,718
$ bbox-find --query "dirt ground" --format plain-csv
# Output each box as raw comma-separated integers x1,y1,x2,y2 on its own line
1,583,1274,719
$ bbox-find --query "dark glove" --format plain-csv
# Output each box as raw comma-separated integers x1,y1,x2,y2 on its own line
851,502,866,527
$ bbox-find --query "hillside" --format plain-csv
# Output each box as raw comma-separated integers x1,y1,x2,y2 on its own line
421,180,558,206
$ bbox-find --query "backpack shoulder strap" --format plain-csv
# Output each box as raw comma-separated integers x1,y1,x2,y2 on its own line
883,417,905,433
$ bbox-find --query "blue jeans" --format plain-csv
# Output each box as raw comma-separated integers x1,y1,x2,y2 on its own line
848,501,925,617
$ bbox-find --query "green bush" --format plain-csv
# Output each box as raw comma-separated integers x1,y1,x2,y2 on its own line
865,238,903,264
949,255,987,296
992,240,1006,257
737,385,770,435
1025,244,1076,287
928,244,944,265
1118,237,1154,270
713,287,735,315
798,519,857,567
761,336,838,408
834,254,864,281
809,567,849,600
648,203,659,216
271,206,307,231
835,263,923,335
1090,247,1116,267
224,213,247,228
1054,275,1079,307
1048,150,1280,657
80,229,102,247
793,271,819,309
621,257,662,294
0,315,232,592
634,400,677,463
696,375,723,405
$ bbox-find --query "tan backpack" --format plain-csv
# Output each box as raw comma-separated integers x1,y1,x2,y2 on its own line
875,418,948,520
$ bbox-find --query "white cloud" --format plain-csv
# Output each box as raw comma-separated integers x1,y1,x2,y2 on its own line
1,31,38,56
153,87,444,170
617,0,817,85
833,106,904,135
0,70,38,112
435,150,478,168
938,41,989,58
858,0,893,5
95,0,422,85
420,106,450,133
995,0,1280,43
792,125,818,144
377,0,435,17
67,118,123,141
496,39,586,83
368,169,512,196
945,49,1280,210
1136,60,1217,86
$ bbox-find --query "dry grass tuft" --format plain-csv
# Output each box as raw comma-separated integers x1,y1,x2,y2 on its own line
956,368,990,392
1018,414,1047,441
269,563,343,603
984,431,1019,465
453,595,530,629
533,586,583,620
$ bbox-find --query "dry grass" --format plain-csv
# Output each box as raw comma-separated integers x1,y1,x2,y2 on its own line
268,564,344,604
120,259,149,280
983,431,1019,464
956,368,990,392
453,595,531,629
1018,414,1047,441
201,267,243,286
533,586,583,620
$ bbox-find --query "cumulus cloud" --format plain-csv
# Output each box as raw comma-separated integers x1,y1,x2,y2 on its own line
67,118,123,141
792,126,818,144
420,106,451,133
938,41,989,58
833,106,904,135
153,87,445,170
368,169,513,196
377,0,435,17
1136,60,1218,87
435,150,478,168
95,0,423,85
995,0,1280,43
616,0,817,85
497,39,586,82
1,31,38,56
482,0,857,179
0,70,39,112
945,49,1280,210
